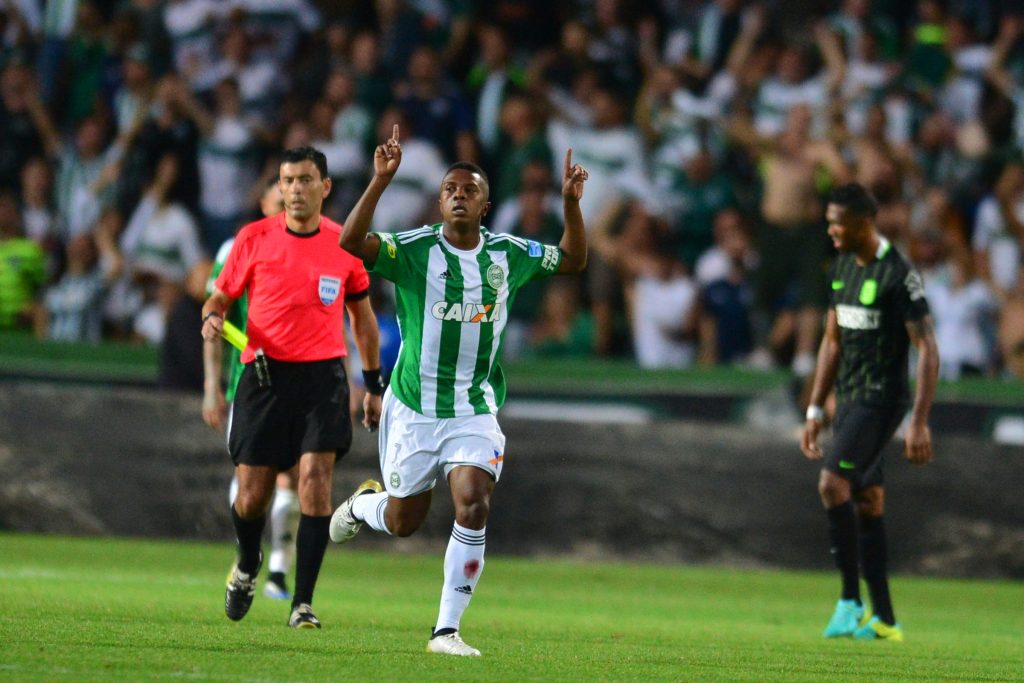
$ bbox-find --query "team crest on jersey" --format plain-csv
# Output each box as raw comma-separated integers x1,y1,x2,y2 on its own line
486,263,505,289
318,275,341,305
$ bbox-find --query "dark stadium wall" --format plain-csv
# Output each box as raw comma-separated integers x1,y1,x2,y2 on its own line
1,381,1021,579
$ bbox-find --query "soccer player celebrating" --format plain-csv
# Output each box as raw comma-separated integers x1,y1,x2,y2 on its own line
801,183,939,641
201,147,383,629
330,125,588,656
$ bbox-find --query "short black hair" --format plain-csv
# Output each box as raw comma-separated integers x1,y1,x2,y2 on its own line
444,162,490,195
281,146,328,180
828,183,878,220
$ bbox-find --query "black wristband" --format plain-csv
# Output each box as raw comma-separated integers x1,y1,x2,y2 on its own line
203,311,223,323
362,368,384,396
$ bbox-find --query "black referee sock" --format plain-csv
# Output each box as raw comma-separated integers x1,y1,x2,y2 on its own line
860,514,895,625
827,501,861,603
292,514,331,608
231,505,266,575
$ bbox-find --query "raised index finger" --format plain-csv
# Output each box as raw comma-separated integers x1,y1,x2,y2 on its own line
392,124,400,143
564,148,572,178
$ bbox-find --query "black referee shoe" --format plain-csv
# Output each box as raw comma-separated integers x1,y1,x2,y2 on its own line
225,552,262,621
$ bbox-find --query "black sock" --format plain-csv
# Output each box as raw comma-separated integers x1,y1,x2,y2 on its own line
292,514,330,608
268,571,288,591
860,514,895,624
827,501,860,602
231,505,265,574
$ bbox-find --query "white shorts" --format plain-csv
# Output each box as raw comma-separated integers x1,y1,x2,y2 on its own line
378,388,506,498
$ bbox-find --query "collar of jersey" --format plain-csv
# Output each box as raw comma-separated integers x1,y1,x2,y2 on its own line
875,236,890,260
438,226,486,256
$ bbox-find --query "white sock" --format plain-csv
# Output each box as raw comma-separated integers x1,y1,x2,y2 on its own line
435,523,485,633
228,475,239,506
268,488,299,575
351,492,392,535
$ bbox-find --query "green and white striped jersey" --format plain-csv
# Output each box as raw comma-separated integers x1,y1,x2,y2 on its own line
370,224,562,417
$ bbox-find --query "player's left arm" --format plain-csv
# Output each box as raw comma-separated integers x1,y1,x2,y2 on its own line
556,148,589,274
905,314,939,465
345,295,383,431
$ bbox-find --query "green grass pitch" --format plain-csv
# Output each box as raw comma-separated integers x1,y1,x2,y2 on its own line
1,533,1021,682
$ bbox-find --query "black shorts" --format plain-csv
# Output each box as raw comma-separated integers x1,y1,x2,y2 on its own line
825,402,907,490
228,356,352,469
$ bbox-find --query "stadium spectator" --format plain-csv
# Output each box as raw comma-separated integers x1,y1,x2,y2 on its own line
0,190,45,330
19,157,63,276
159,258,211,391
173,76,262,250
39,221,122,343
696,208,755,365
395,45,476,163
926,247,999,380
492,92,552,205
972,162,1024,298
730,104,850,376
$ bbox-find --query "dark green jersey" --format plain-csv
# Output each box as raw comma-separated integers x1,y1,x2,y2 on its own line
829,238,930,406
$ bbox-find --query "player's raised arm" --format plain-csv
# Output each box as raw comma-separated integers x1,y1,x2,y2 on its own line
557,148,589,274
340,124,403,265
904,314,938,465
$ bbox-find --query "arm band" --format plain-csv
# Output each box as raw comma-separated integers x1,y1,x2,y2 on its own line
362,368,384,396
806,405,825,422
202,311,223,323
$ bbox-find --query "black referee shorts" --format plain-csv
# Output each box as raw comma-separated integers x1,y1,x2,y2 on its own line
825,401,907,490
228,356,352,470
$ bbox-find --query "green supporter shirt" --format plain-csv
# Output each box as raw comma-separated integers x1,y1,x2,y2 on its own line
0,237,46,329
209,238,248,402
370,224,562,418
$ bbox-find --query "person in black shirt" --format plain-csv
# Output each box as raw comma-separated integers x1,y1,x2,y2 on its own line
800,183,939,642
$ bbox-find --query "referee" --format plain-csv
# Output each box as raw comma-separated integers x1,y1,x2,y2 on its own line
201,147,383,629
801,183,939,642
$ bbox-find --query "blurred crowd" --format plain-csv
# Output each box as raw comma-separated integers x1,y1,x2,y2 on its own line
2,0,1024,385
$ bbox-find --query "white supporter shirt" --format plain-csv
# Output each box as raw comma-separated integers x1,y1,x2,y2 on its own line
371,139,448,233
547,118,655,225
972,195,1022,293
631,273,698,369
754,75,829,137
199,116,258,220
164,0,223,77
926,278,998,378
120,195,204,284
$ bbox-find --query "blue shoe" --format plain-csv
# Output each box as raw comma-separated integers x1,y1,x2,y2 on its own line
854,616,903,641
263,575,290,601
823,599,867,638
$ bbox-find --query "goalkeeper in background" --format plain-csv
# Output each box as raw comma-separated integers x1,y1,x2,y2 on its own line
202,180,298,601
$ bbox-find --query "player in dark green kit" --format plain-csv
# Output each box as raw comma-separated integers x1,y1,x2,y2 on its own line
800,183,939,641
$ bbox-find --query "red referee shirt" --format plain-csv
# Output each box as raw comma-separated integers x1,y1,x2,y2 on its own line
215,213,370,363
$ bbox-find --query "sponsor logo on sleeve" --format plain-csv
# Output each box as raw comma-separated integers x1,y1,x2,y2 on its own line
904,271,925,301
318,275,341,305
528,240,542,257
541,245,559,271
